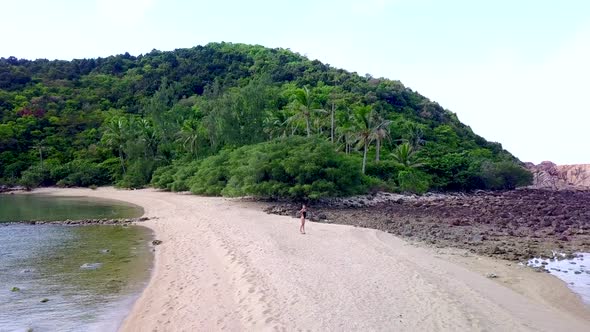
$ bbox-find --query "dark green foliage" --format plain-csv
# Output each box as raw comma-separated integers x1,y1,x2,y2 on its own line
19,165,50,189
365,160,405,181
19,160,110,189
479,161,533,190
396,169,431,194
188,151,231,195
178,137,368,199
0,43,531,196
150,165,175,190
117,159,155,189
170,160,202,192
55,160,110,187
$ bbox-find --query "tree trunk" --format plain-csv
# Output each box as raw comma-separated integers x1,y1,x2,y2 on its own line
362,142,368,174
330,102,335,143
305,113,311,137
39,146,43,169
119,147,126,175
375,138,380,162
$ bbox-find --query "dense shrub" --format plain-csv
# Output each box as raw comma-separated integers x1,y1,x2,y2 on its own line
98,158,125,182
396,169,431,194
60,160,110,187
365,160,405,181
170,160,202,192
151,165,176,190
19,165,50,189
188,150,231,195
156,137,370,199
19,160,111,189
479,161,533,190
117,159,155,189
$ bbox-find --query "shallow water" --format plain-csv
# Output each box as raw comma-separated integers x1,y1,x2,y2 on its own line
0,194,142,222
527,253,590,305
0,195,152,331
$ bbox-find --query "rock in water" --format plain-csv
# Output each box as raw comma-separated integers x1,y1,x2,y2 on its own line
80,263,103,270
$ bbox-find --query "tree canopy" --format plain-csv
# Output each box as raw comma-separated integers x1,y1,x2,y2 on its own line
0,42,532,196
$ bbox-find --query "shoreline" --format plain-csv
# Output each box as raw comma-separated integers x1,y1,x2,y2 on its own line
31,187,590,331
0,217,150,226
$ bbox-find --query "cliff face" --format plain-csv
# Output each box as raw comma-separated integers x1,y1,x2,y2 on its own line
527,161,590,190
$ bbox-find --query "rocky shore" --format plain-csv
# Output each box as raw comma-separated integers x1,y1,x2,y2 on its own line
0,185,25,193
264,189,590,261
1,216,150,226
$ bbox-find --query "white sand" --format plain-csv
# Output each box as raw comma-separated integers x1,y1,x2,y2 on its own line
36,187,590,331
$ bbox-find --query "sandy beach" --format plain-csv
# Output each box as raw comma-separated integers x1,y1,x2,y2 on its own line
35,187,590,331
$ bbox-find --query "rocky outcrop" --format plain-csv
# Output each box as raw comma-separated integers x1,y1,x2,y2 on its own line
263,189,590,261
527,162,590,190
0,185,25,193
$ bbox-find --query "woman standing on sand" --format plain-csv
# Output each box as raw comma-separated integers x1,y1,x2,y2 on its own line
299,204,307,234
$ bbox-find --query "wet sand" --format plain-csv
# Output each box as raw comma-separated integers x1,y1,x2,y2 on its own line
36,188,590,331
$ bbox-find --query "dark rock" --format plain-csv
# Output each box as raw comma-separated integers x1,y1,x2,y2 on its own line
260,189,590,261
152,240,163,246
489,246,506,255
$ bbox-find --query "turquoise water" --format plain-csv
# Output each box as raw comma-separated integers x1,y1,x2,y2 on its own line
0,195,153,331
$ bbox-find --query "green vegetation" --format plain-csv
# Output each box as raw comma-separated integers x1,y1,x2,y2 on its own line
0,43,532,197
152,136,367,199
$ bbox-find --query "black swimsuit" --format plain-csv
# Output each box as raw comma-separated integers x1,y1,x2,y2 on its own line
302,211,307,218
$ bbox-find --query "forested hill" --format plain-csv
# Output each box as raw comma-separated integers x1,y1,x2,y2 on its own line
0,42,531,198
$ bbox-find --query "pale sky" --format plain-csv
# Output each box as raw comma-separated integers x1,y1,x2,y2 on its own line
1,0,589,164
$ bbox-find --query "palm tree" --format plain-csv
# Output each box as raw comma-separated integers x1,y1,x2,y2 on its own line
312,108,329,136
330,100,336,143
372,118,392,162
178,118,204,157
353,106,374,174
391,142,424,168
102,117,129,174
32,141,45,169
291,86,324,137
353,106,393,173
333,108,355,154
403,122,425,148
263,109,290,139
136,118,159,158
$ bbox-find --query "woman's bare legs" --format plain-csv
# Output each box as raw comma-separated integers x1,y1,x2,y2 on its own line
300,216,306,234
